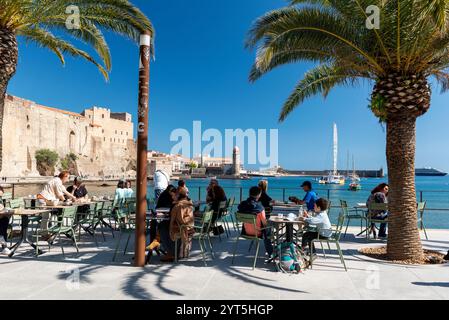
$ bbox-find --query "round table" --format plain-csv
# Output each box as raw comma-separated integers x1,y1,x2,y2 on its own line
268,214,305,273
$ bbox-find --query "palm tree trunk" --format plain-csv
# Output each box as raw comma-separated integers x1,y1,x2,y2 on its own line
0,28,19,172
386,112,423,261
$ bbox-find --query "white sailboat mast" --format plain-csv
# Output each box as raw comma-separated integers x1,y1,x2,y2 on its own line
333,123,338,175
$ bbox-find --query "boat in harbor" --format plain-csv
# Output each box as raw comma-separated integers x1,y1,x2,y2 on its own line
348,156,361,191
319,123,345,185
415,167,447,176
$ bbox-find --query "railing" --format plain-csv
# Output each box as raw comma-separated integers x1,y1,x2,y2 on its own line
5,182,449,213
189,186,449,213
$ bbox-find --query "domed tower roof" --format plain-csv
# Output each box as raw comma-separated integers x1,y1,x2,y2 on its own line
233,146,240,153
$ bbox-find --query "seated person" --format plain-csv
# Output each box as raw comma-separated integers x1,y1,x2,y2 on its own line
208,184,227,226
238,186,273,258
366,183,389,238
289,181,318,212
66,177,88,200
178,179,189,197
66,177,89,212
150,185,177,254
206,179,219,202
124,180,134,198
258,180,274,218
38,171,77,204
38,171,76,235
156,185,177,209
114,180,127,204
165,188,195,262
0,201,12,256
301,198,332,255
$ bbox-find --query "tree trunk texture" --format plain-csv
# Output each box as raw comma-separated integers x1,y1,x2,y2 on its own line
373,73,430,261
386,112,424,261
0,28,18,172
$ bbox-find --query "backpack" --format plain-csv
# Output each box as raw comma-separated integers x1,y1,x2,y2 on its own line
277,242,307,273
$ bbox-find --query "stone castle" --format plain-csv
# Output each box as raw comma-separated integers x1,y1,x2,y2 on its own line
0,94,137,178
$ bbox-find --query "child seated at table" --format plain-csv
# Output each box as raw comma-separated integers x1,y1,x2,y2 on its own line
301,198,332,255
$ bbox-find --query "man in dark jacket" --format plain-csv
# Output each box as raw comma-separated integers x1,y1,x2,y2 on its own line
238,186,273,258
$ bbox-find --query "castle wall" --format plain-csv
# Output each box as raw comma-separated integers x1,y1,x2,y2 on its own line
0,95,136,178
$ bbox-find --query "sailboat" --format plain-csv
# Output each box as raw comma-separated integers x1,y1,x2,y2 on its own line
319,123,345,185
348,156,361,191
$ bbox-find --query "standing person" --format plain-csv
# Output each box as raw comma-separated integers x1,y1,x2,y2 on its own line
366,183,389,238
301,198,332,256
238,186,273,259
167,188,195,262
289,181,318,212
258,180,274,217
153,170,170,202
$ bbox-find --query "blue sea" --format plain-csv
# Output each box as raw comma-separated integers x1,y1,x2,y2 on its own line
149,176,449,229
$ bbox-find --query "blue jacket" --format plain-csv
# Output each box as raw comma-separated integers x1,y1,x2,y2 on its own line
238,197,264,215
303,190,318,211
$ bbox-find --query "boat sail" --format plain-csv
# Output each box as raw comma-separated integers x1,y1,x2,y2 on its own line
319,123,345,185
348,156,361,191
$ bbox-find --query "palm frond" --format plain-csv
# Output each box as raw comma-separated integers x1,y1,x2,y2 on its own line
279,64,363,122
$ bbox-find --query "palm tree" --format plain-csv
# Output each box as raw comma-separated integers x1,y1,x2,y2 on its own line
0,0,154,170
246,0,449,261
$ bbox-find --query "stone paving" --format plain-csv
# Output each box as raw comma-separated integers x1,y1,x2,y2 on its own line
0,227,448,300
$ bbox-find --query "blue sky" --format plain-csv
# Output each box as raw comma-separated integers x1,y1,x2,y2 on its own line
7,0,449,171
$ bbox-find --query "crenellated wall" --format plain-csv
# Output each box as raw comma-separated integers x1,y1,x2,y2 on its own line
0,94,136,178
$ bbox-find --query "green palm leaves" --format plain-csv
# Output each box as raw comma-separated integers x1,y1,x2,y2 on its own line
247,0,449,121
0,0,154,80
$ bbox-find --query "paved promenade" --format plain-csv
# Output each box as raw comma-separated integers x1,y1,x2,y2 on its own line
0,227,448,300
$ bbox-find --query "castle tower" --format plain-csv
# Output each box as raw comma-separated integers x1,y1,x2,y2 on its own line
232,146,241,176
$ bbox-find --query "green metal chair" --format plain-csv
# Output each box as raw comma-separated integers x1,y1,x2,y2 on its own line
6,198,30,245
175,208,215,266
417,202,428,240
211,200,228,241
1,192,13,205
99,199,120,237
218,199,234,238
225,197,237,232
340,200,366,238
232,212,272,270
310,212,347,271
366,202,389,240
39,206,79,258
76,202,103,246
174,209,208,264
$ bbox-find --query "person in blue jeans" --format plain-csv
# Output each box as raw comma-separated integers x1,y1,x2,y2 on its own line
289,181,318,211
